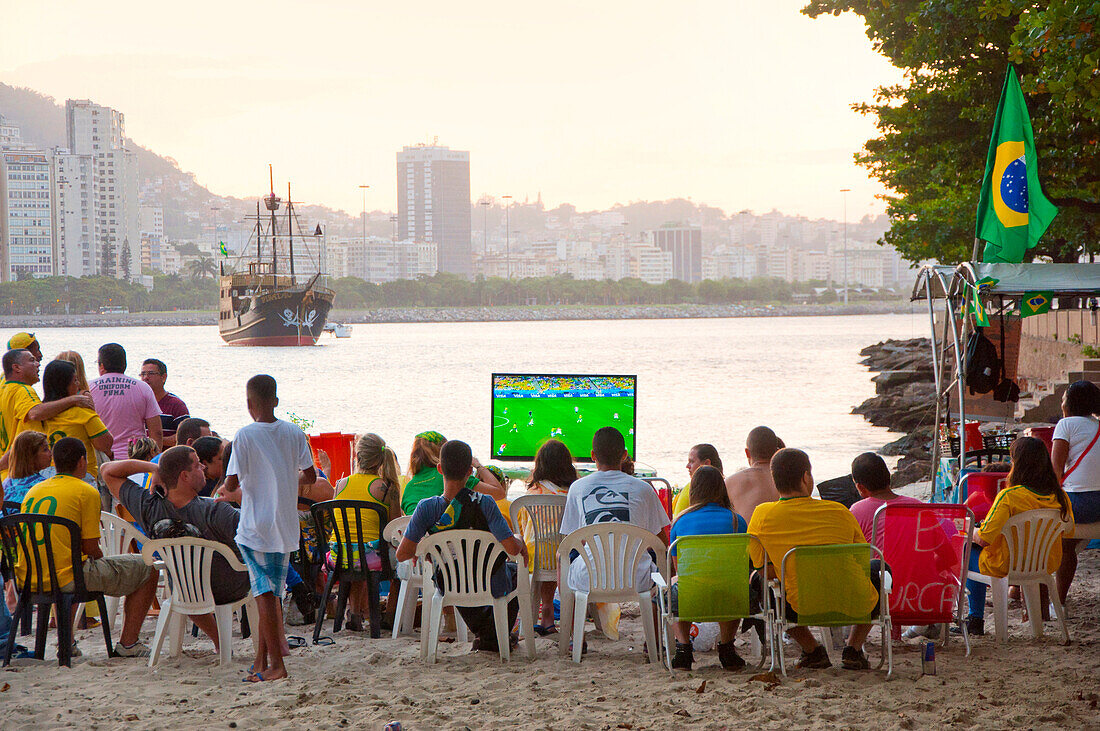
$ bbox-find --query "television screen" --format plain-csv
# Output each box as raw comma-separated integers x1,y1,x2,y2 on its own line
491,374,636,462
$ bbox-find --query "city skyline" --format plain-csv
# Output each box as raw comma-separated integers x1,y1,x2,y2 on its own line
0,1,904,222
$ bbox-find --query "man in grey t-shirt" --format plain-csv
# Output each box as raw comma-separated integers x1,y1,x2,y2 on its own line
101,445,250,649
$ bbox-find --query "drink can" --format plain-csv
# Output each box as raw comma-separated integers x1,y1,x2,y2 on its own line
920,640,936,676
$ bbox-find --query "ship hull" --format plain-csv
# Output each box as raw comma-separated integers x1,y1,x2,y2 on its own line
219,286,334,346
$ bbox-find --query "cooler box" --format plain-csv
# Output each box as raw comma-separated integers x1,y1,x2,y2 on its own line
308,432,355,481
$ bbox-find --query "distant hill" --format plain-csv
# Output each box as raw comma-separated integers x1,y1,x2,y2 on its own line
0,83,364,240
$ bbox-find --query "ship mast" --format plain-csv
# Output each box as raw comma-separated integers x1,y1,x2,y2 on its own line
264,164,281,274
287,182,296,277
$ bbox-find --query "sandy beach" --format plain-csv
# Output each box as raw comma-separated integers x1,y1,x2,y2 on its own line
2,547,1096,730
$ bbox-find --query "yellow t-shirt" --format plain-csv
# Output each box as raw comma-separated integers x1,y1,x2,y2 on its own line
332,473,388,544
672,484,691,518
0,380,43,454
978,485,1074,577
19,475,102,591
747,496,877,614
44,406,109,478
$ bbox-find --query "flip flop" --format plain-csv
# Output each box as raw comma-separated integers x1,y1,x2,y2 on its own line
534,625,558,637
286,636,307,649
242,672,266,683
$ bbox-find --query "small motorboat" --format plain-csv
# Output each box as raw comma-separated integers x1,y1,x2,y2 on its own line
323,322,352,338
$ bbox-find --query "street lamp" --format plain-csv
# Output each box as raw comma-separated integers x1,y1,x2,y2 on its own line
502,195,513,279
479,199,491,256
359,184,370,281
840,188,851,304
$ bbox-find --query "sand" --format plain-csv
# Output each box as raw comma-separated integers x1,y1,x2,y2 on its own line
2,550,1098,730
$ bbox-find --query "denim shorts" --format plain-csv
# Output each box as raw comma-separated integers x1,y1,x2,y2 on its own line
1067,490,1100,525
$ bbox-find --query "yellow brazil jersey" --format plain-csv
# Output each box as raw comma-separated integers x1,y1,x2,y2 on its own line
747,496,877,615
978,485,1074,578
19,475,102,591
332,473,388,544
44,406,109,478
0,380,43,455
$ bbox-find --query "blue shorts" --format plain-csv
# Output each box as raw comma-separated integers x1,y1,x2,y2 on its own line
239,545,291,598
1068,490,1100,526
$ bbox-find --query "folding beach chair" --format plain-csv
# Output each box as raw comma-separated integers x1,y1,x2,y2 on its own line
871,503,974,654
772,543,892,677
653,533,774,672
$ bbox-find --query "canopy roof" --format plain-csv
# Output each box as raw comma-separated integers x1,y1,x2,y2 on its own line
912,262,1100,300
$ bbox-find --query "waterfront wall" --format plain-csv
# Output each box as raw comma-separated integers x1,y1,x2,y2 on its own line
0,301,916,329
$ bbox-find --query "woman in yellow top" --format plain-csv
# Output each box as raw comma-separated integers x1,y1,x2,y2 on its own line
330,432,401,631
517,438,578,635
41,360,112,483
671,444,724,517
958,436,1074,637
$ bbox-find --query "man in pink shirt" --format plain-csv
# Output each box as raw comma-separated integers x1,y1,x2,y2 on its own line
848,452,923,542
90,343,162,459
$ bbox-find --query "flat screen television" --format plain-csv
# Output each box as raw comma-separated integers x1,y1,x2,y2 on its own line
491,373,636,462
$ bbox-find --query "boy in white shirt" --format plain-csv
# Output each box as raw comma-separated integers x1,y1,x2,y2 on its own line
218,375,315,682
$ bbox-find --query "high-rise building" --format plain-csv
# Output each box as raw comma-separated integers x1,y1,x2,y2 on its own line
0,147,55,280
54,100,140,279
396,144,471,276
651,226,702,283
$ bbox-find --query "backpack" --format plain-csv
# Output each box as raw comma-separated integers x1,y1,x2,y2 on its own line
964,327,1001,394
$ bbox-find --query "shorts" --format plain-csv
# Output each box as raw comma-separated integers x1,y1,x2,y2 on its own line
1067,490,1100,525
327,540,395,573
239,545,291,598
65,555,153,597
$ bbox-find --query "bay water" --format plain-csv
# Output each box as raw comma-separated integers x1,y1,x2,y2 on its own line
12,312,926,490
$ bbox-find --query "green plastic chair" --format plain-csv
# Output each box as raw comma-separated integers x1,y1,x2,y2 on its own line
653,533,774,673
772,543,892,677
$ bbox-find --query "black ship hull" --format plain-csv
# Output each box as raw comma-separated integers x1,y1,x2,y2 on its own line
219,286,334,346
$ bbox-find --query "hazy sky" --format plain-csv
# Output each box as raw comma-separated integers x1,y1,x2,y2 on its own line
1,1,904,220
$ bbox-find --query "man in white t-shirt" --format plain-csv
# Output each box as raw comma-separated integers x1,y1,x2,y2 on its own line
560,426,670,594
217,375,315,683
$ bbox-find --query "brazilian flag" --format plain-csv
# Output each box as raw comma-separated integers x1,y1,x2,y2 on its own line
1020,291,1053,318
975,66,1058,263
219,241,229,258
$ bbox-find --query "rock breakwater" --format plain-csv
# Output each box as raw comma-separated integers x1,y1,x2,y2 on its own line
853,337,936,486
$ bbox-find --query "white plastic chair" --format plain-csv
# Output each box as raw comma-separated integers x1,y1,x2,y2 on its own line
416,529,534,663
969,509,1071,644
509,494,567,634
383,516,422,639
140,537,259,668
73,512,146,629
556,523,667,664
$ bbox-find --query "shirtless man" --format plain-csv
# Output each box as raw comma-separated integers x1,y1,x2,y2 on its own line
724,426,783,525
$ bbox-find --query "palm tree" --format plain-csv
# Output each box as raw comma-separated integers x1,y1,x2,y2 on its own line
186,256,218,280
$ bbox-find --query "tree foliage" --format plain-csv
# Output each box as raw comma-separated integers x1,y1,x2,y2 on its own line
0,275,217,315
803,0,1100,263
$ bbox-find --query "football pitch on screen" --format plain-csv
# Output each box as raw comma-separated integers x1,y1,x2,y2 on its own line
492,396,635,460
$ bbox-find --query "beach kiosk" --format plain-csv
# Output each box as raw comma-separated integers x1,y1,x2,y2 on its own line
911,262,1100,501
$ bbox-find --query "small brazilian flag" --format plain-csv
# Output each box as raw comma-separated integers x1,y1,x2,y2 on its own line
975,66,1058,263
1020,291,1053,318
967,276,998,327
219,241,229,258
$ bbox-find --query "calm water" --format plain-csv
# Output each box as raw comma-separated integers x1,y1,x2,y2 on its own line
10,312,925,489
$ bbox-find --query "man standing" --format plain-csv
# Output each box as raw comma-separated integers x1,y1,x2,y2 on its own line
21,437,159,657
725,426,783,526
90,343,162,459
219,375,314,683
101,445,250,649
1,349,94,470
139,358,189,446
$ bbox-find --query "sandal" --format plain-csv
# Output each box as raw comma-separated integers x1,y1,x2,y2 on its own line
286,636,307,649
534,624,558,637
